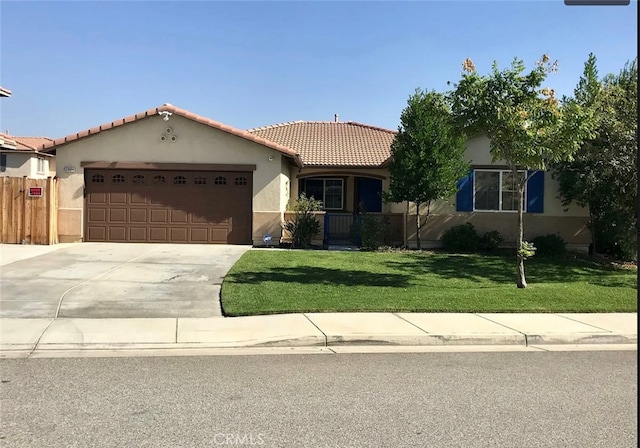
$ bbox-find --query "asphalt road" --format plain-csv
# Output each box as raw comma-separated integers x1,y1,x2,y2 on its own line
0,351,636,447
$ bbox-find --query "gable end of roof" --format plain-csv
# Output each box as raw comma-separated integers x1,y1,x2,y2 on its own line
39,104,303,167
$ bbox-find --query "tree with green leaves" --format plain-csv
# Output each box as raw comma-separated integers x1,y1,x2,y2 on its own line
553,56,638,260
386,89,468,250
450,55,597,288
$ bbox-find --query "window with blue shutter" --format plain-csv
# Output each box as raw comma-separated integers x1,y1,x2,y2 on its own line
526,170,545,213
456,170,474,212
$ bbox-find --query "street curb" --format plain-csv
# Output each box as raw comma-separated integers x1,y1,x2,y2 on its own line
525,333,637,345
2,332,636,355
324,334,527,346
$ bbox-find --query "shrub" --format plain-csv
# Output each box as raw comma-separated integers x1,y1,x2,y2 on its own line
283,194,323,249
441,223,480,253
359,215,384,251
349,214,387,251
532,234,567,258
480,230,503,253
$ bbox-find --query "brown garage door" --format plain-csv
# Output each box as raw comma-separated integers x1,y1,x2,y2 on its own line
85,169,252,244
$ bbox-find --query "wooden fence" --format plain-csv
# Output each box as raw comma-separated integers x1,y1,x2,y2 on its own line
0,177,58,244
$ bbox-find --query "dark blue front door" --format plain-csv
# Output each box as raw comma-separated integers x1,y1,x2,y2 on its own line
356,178,382,213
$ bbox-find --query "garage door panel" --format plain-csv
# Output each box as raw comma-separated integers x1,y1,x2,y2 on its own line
87,226,107,241
88,208,107,223
129,209,148,223
148,189,168,205
170,228,189,242
86,169,252,244
211,228,229,242
150,209,168,223
88,192,107,204
191,212,211,224
108,192,128,204
190,228,209,243
129,227,147,241
170,210,188,224
108,227,127,241
130,193,147,205
150,227,168,241
108,208,127,223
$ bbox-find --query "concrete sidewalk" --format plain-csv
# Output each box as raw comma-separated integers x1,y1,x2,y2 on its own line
0,312,636,357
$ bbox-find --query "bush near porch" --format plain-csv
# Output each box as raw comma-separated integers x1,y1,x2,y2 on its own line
220,250,637,316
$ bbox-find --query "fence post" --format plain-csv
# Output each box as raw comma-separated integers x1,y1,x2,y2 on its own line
20,176,27,243
46,177,52,244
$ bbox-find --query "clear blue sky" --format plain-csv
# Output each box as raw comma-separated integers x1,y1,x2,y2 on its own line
1,1,637,139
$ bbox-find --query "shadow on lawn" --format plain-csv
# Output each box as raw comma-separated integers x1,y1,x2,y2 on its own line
226,266,412,288
383,254,637,288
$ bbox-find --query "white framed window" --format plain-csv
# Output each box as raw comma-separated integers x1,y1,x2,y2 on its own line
301,178,344,210
473,169,526,212
37,158,46,174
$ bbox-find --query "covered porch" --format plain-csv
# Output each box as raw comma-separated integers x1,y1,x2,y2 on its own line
292,169,405,246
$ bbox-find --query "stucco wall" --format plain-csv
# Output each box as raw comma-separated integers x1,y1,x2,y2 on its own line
0,153,46,178
389,170,588,218
48,157,57,176
54,114,289,242
404,213,590,251
299,136,590,250
392,136,590,250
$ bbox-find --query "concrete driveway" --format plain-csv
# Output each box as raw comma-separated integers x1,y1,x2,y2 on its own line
0,243,250,318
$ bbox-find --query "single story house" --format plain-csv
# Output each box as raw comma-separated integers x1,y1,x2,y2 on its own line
39,104,590,251
248,119,591,251
1,133,55,178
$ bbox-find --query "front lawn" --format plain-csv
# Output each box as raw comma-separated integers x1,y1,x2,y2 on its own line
220,250,637,316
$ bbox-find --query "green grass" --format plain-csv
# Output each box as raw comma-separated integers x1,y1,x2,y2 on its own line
220,250,637,316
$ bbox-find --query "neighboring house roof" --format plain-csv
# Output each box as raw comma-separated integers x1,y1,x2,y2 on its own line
0,133,53,154
14,136,53,151
247,121,397,167
39,104,303,167
0,86,11,97
0,133,17,150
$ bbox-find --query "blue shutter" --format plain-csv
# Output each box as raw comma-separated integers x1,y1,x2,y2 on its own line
456,170,474,212
526,170,544,213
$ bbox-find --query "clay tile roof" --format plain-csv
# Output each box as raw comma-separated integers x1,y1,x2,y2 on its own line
40,104,303,167
0,133,53,152
0,133,17,149
0,86,11,97
247,121,397,167
13,136,54,151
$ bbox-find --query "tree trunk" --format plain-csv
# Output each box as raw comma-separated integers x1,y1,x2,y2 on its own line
588,209,597,256
589,212,597,257
424,201,432,236
516,177,527,289
415,202,421,250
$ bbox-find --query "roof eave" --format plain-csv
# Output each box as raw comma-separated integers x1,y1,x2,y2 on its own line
303,163,387,169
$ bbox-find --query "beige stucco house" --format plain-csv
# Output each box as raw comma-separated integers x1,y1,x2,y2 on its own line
39,103,590,251
1,133,55,179
249,120,591,252
40,104,301,245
